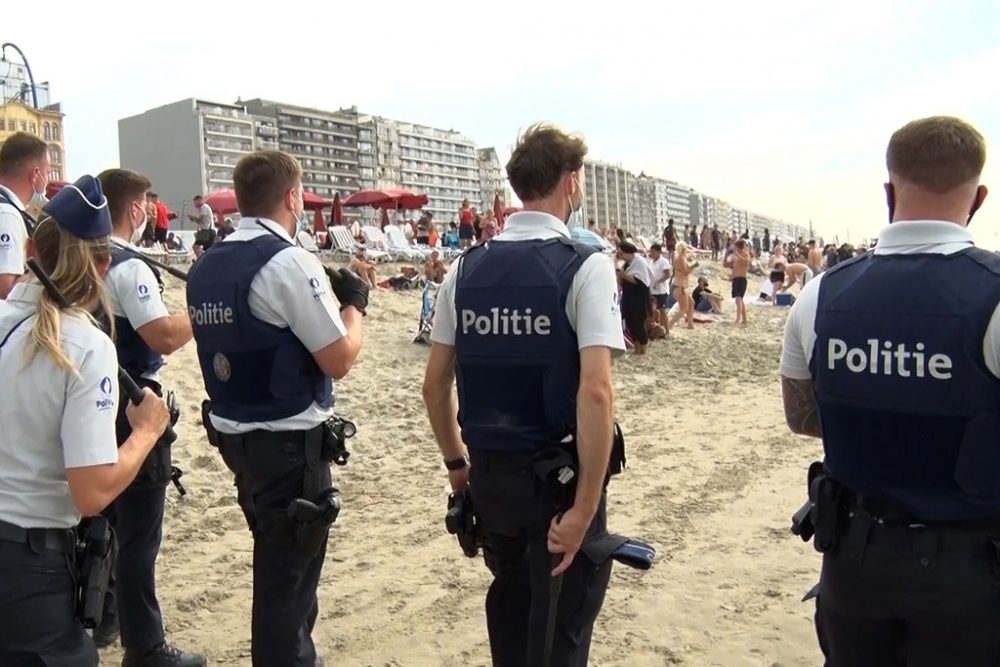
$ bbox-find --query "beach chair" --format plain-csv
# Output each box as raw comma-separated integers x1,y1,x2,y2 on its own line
413,281,440,345
328,226,389,263
384,225,431,262
360,226,400,262
296,231,320,253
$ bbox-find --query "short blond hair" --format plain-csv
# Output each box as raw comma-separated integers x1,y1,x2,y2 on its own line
233,150,302,217
887,116,986,193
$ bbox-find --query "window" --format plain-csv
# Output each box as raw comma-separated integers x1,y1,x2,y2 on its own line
52,124,59,141
48,147,60,164
20,121,27,131
6,119,14,131
43,123,50,140
29,122,36,135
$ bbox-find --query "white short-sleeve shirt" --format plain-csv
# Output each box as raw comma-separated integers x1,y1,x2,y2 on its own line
208,217,349,434
0,185,29,279
781,220,1000,381
649,256,672,295
195,203,214,231
625,254,655,288
105,241,171,380
0,283,120,528
431,211,626,355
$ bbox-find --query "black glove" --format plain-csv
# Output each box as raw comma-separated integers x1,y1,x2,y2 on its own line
325,267,369,315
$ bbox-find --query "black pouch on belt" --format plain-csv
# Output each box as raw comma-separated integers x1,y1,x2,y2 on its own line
810,469,843,554
201,400,221,449
531,447,578,512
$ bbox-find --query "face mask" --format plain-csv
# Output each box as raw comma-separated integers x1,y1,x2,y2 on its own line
131,203,148,244
565,176,583,227
296,213,308,236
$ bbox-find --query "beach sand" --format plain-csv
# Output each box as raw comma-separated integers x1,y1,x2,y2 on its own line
102,258,823,666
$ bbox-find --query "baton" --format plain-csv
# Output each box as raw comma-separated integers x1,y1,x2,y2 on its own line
543,554,564,666
26,258,177,444
108,238,189,281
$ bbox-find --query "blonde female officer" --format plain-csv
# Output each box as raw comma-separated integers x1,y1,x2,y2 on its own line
0,175,169,665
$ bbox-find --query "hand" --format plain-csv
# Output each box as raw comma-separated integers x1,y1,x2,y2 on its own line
448,466,469,492
547,505,594,576
125,388,170,441
325,267,370,315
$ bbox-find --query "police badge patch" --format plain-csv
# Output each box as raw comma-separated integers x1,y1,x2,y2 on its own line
213,352,232,382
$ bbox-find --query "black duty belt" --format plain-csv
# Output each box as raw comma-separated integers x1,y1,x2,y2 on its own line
0,519,76,555
840,488,1000,531
218,425,322,445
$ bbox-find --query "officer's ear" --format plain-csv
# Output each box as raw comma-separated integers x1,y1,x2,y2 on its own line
968,185,988,224
884,182,895,223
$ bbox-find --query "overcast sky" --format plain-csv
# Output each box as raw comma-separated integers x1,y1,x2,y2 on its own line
7,0,999,245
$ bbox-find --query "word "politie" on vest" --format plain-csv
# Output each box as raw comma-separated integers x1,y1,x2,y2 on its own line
189,302,234,325
828,338,952,379
461,308,551,335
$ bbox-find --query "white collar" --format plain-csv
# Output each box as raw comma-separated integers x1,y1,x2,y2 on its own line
498,211,570,239
0,184,26,211
6,282,42,305
874,220,974,255
237,217,293,242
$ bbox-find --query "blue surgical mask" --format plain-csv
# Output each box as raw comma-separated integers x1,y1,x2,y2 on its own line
296,214,308,236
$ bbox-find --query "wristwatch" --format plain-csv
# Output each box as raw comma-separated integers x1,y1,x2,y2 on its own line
444,456,468,471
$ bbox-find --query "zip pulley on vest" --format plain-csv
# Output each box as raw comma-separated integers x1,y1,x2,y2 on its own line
26,258,177,445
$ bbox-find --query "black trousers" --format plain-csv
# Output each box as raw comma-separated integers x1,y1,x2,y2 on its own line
0,541,98,666
102,485,167,653
469,450,613,667
218,432,329,667
621,281,650,345
816,517,1000,666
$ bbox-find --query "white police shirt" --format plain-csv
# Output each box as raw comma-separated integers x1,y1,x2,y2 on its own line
105,238,170,381
209,217,348,434
0,283,120,528
0,184,28,280
431,211,626,355
781,220,1000,381
649,256,672,295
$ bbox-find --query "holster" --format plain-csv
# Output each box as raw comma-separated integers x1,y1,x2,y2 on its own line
75,517,117,629
118,381,176,489
445,488,482,558
202,400,220,449
286,426,340,558
808,462,843,553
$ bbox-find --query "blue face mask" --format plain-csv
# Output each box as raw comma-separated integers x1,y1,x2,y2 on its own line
296,214,307,235
566,176,583,228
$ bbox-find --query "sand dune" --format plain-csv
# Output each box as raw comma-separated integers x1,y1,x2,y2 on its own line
101,258,823,666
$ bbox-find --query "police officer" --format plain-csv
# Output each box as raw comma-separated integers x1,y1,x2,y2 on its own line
423,124,626,666
781,116,997,665
0,131,51,299
0,176,170,665
187,150,367,666
94,169,205,666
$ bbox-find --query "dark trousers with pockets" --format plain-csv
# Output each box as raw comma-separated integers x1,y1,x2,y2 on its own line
816,517,1000,666
102,485,167,653
102,377,168,653
218,431,328,667
469,449,613,667
0,540,98,666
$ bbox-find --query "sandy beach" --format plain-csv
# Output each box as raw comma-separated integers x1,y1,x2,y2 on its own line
102,258,824,666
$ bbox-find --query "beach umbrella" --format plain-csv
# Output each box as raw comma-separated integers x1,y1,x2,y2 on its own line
301,191,330,211
343,188,428,211
204,189,239,215
493,193,505,229
331,193,344,226
503,206,521,217
380,208,390,230
313,208,327,234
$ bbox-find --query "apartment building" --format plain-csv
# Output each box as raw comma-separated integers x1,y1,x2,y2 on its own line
243,99,361,202
583,161,638,232
477,147,509,209
119,98,256,219
0,100,65,181
359,115,480,223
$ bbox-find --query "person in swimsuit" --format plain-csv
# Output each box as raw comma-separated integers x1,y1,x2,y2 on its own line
729,238,751,324
669,241,698,330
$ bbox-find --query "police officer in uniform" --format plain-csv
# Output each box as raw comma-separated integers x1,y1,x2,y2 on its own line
187,150,367,666
423,124,626,665
0,176,170,665
94,169,205,666
0,132,52,299
781,116,998,665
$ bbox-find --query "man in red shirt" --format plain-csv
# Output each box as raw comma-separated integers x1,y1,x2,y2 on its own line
150,192,170,247
458,198,475,249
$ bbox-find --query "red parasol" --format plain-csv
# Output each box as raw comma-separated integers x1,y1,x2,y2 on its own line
493,194,505,229
301,191,329,211
503,206,521,216
380,208,390,230
343,188,428,211
204,189,239,216
331,193,344,226
313,208,327,234
45,180,69,199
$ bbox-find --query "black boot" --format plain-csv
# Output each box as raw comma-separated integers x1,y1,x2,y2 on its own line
121,642,207,667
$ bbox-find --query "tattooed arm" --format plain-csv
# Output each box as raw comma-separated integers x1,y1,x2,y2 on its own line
781,375,821,437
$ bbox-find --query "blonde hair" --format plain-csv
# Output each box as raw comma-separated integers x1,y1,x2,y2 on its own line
675,241,689,255
27,217,112,374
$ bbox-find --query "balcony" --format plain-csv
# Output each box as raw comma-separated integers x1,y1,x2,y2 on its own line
279,116,356,139
205,139,252,153
255,123,278,137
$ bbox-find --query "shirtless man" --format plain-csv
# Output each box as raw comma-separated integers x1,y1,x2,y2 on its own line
424,249,446,283
728,238,751,324
783,262,814,291
806,239,823,274
349,247,379,288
